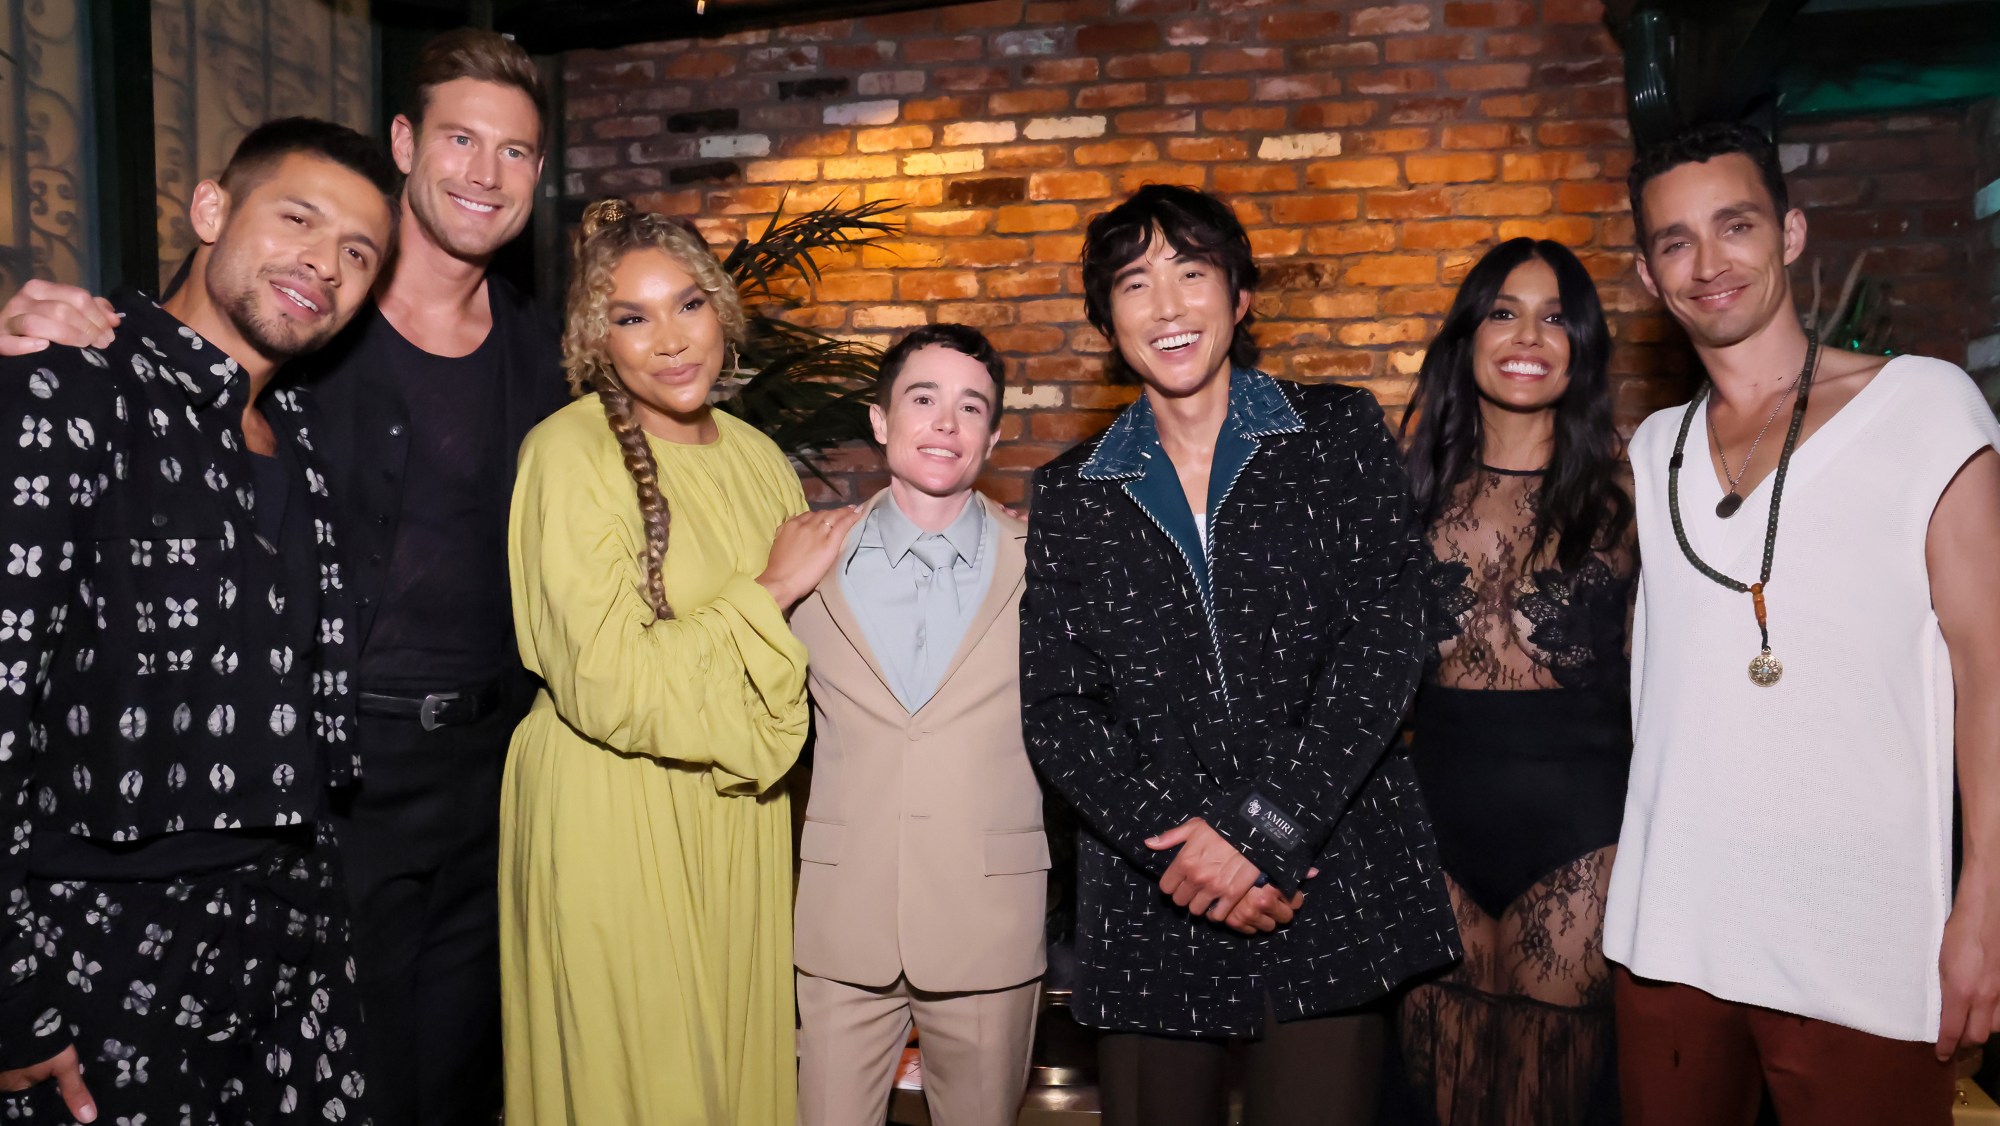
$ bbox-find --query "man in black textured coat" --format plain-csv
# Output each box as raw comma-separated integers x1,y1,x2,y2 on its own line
1021,185,1459,1126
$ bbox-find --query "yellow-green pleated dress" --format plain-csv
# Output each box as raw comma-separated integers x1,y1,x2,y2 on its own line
500,395,809,1126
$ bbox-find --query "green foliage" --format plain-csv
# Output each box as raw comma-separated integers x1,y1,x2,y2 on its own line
711,195,903,480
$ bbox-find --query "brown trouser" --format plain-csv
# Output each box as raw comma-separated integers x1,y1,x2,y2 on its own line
1614,966,1953,1126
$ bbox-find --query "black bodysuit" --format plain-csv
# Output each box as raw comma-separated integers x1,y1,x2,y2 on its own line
1399,465,1636,1126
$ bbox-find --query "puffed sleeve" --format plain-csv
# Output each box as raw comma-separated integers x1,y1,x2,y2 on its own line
507,419,809,794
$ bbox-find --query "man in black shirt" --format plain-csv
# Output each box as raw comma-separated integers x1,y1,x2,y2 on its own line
0,31,569,1126
0,119,397,1124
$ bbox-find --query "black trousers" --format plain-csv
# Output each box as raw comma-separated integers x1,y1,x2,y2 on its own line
0,833,369,1125
1098,997,1386,1126
328,707,511,1126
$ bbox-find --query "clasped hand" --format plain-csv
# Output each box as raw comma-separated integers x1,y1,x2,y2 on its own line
1147,817,1314,935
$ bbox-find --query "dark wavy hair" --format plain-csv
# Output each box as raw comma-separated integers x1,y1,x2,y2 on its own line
876,322,1007,412
1400,238,1630,570
1081,184,1259,384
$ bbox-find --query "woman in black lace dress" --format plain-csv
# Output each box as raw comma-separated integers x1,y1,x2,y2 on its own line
1395,239,1636,1126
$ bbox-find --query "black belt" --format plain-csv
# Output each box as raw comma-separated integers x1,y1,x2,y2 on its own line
356,684,501,731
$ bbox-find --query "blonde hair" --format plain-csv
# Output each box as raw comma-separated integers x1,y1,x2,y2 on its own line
562,198,747,621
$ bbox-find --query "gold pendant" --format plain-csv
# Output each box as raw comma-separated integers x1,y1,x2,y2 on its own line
1748,647,1783,687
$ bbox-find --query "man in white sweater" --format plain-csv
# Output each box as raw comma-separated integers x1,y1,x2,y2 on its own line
1605,120,2000,1125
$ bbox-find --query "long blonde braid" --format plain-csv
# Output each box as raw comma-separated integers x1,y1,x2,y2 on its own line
561,197,748,620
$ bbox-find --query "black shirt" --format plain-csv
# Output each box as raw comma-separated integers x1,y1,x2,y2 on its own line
0,292,360,1045
335,303,513,692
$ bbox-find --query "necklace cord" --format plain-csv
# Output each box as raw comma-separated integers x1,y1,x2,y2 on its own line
1666,333,1821,653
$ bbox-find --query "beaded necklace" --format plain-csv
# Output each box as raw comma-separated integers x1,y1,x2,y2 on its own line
1665,333,1820,687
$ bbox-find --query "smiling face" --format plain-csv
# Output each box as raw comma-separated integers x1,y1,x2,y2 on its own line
1636,152,1806,350
869,344,1001,501
200,151,394,363
393,77,542,261
1106,231,1252,401
1471,256,1572,414
601,247,728,436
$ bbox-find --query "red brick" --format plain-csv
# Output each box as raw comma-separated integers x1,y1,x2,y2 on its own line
1032,410,1121,442
1344,255,1436,286
783,133,850,158
1480,94,1542,117
1256,74,1344,100
986,327,1068,354
1402,219,1496,249
1215,165,1300,193
997,204,1082,233
861,240,947,268
1486,32,1545,57
1536,120,1629,147
1020,297,1088,324
1556,182,1630,213
989,89,1072,115
1270,194,1361,224
1033,234,1087,263
902,96,981,122
1107,52,1192,79
813,272,898,303
1296,101,1378,129
1070,384,1142,409
863,10,937,34
1292,352,1378,379
856,125,935,153
1458,185,1554,215
936,66,1012,91
1386,96,1472,123
1116,109,1198,133
1305,157,1403,189
1076,83,1154,110
1546,0,1603,21
592,116,661,139
1355,128,1430,153
988,267,1068,298
1202,47,1287,72
1077,22,1159,52
1115,163,1207,192
1443,1,1533,27
1499,217,1595,245
1024,57,1100,84
897,271,982,301
1367,188,1452,219
1385,34,1474,62
1260,10,1343,39
1030,171,1114,200
1076,139,1161,165
1383,287,1457,315
1351,4,1432,35
1408,153,1496,183
1337,318,1431,345
1204,107,1289,132
1352,69,1437,96
1164,78,1254,105
989,144,1070,169
1445,63,1531,91
1167,136,1249,162
666,54,735,80
934,301,1015,327
950,239,1032,267
1442,123,1529,149
825,43,895,69
904,36,983,64
1501,151,1602,181
1307,224,1398,255
1300,42,1383,68
909,210,995,237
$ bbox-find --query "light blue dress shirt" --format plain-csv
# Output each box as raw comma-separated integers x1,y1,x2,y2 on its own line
839,493,996,714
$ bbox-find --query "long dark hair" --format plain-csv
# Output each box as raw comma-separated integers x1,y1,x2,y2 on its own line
1401,238,1630,570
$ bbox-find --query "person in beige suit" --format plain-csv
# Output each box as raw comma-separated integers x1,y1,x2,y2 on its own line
791,324,1048,1126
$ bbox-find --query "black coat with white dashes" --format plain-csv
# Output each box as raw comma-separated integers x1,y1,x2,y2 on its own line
1022,372,1458,1036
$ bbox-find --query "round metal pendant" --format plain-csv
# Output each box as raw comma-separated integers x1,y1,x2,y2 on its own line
1716,492,1745,519
1748,648,1783,687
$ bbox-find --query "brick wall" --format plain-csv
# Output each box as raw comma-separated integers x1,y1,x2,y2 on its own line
1973,98,2000,396
1779,107,1985,371
560,0,1989,503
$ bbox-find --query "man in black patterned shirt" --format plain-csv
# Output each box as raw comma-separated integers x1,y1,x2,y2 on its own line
0,119,395,1124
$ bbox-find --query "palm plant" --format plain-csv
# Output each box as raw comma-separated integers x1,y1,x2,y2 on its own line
711,196,903,479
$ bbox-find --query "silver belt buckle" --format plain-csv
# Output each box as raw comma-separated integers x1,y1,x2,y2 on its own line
419,691,461,732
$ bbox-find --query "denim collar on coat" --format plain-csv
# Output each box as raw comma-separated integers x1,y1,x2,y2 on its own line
1079,366,1304,482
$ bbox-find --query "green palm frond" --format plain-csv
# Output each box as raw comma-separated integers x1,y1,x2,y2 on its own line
710,195,904,477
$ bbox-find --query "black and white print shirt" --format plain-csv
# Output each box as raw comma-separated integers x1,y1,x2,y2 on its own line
1022,370,1459,1036
0,293,358,1042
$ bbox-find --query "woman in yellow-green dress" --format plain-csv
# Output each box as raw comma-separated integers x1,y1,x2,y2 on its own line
501,198,862,1126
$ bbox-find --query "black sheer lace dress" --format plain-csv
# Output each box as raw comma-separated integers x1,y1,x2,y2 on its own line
1399,465,1637,1126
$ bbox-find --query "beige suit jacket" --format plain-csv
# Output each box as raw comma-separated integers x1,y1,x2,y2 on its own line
791,490,1048,994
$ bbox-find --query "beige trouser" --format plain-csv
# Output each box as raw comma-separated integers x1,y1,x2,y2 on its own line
796,970,1042,1126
